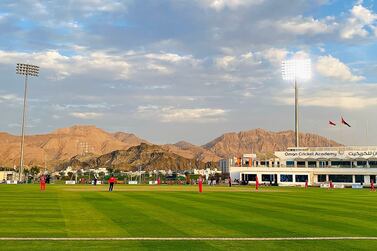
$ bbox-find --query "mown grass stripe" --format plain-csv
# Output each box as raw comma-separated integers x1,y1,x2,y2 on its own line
0,237,376,241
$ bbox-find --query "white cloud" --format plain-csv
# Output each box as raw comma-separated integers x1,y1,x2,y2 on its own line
0,94,23,103
143,53,201,74
145,53,194,63
316,55,364,82
214,51,261,70
146,63,172,74
0,49,203,80
161,108,226,122
67,0,127,13
278,90,377,109
276,83,377,109
197,0,264,11
301,95,377,109
340,4,377,39
134,95,207,102
261,3,377,41
241,52,253,60
0,50,130,80
261,3,376,41
276,16,337,35
137,105,226,122
215,55,236,69
351,3,376,24
30,2,49,15
292,50,310,60
262,48,288,64
8,123,35,128
259,48,309,66
143,85,171,90
70,112,103,119
53,103,112,111
0,13,9,22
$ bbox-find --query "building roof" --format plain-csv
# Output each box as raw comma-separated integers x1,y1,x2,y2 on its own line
287,146,377,152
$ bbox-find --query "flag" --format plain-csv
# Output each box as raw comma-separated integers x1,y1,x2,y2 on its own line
341,117,351,127
329,120,336,126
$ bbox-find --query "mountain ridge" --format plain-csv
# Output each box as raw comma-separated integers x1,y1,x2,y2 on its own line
60,143,217,171
0,125,341,170
203,128,341,158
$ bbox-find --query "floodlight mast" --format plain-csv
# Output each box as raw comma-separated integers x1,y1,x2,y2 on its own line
16,63,39,183
294,78,298,147
281,59,311,148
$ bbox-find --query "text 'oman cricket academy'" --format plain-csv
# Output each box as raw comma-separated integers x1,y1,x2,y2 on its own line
220,146,377,187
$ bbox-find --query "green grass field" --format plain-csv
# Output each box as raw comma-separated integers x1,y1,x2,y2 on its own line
0,184,376,250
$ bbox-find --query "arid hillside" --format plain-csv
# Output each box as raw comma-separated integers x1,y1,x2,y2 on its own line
59,143,217,171
0,125,148,168
203,128,341,158
162,141,221,163
0,126,341,170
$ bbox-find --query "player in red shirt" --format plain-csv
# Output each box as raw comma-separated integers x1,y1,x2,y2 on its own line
371,180,375,191
40,175,46,191
108,175,117,192
329,180,334,189
198,177,203,193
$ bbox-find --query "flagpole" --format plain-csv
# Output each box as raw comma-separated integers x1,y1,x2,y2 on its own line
326,122,329,148
339,115,344,144
366,120,369,145
327,121,329,147
328,121,336,147
325,134,327,148
329,123,331,147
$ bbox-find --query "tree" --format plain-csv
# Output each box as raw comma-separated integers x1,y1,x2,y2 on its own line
98,172,105,179
107,167,114,174
76,169,83,179
23,169,31,183
30,166,40,179
67,172,74,180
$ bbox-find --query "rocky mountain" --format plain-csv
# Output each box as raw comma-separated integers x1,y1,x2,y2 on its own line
162,141,221,163
59,143,217,171
112,132,149,145
0,126,341,170
0,125,148,168
203,128,341,158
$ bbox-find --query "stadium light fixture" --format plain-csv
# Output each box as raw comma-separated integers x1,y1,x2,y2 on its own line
16,63,39,183
281,59,311,148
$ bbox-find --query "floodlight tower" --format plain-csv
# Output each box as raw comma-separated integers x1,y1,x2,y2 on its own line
16,63,39,182
281,59,311,148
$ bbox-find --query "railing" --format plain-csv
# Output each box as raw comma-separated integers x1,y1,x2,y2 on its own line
287,146,377,152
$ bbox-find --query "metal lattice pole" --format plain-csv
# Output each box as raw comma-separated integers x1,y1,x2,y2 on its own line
19,74,28,182
16,63,39,183
295,79,299,147
282,59,311,148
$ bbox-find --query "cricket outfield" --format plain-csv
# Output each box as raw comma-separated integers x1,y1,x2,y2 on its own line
0,184,376,250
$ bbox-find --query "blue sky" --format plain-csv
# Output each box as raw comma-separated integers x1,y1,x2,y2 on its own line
0,0,377,145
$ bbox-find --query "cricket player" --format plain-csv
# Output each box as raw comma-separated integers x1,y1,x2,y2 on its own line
108,175,116,192
40,175,46,191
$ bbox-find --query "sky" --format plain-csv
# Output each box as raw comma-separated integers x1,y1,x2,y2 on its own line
0,0,377,146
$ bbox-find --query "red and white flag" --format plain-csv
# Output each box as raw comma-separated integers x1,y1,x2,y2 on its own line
329,120,336,126
341,117,351,127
